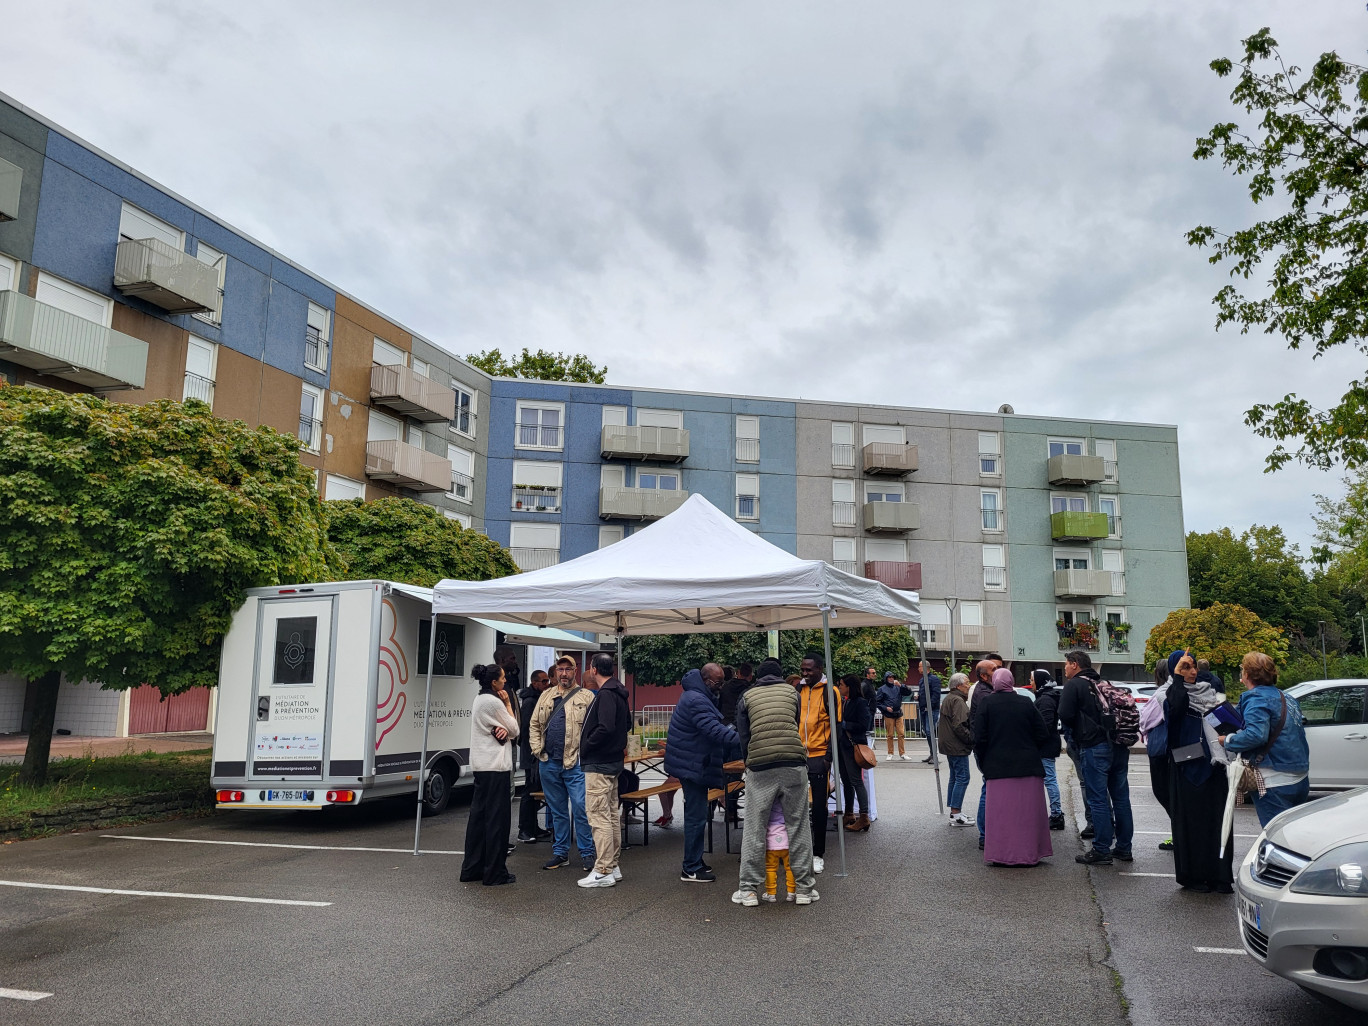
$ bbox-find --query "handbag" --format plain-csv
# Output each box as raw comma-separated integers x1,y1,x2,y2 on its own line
1171,741,1206,764
1238,694,1287,796
853,743,878,770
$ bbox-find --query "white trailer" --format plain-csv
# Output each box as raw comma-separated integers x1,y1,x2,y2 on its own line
210,579,596,815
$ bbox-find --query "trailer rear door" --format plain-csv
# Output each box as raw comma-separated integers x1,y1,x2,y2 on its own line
250,596,335,782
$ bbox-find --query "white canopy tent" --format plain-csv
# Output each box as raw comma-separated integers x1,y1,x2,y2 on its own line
418,494,928,873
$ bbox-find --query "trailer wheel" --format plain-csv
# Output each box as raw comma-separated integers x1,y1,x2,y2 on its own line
422,762,454,816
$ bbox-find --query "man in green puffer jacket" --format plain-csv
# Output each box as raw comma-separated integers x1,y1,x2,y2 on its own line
731,659,818,907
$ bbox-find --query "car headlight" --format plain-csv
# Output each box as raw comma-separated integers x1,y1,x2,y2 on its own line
1290,842,1368,897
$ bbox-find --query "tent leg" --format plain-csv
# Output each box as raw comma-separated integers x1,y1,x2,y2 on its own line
822,610,847,879
921,628,944,816
412,613,439,856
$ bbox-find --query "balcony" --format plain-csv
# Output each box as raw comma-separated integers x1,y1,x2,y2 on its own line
922,624,999,653
0,156,20,222
513,485,561,513
980,507,1006,532
863,499,920,533
365,439,452,493
298,416,323,453
1051,510,1109,541
0,289,147,390
864,560,922,590
600,424,689,463
1054,568,1117,598
832,443,855,468
113,237,219,315
511,547,559,572
370,362,456,423
1057,619,1102,652
832,559,858,575
600,486,689,521
735,436,759,462
862,442,917,476
984,566,1006,590
182,371,215,406
833,501,857,527
1047,453,1106,486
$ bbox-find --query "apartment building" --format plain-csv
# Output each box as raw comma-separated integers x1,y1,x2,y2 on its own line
0,91,1189,745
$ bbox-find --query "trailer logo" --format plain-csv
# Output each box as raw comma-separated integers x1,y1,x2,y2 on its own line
376,598,408,748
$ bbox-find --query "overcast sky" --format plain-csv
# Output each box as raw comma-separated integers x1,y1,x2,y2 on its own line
3,1,1365,553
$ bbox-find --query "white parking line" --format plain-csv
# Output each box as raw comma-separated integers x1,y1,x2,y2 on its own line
1193,947,1245,954
1119,872,1173,878
1134,830,1258,839
0,880,331,907
0,987,53,1001
101,835,462,855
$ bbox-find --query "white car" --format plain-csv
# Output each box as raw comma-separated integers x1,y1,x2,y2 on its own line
1108,682,1158,705
1285,680,1368,790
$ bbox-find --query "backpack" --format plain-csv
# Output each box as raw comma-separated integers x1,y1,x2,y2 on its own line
1093,680,1140,749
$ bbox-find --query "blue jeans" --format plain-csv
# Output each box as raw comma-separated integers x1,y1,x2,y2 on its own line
1252,777,1309,827
1042,757,1062,816
1079,743,1134,855
946,755,970,811
681,777,710,874
977,780,987,839
539,759,595,860
920,708,940,740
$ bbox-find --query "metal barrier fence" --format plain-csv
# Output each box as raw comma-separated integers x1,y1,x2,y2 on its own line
632,701,933,743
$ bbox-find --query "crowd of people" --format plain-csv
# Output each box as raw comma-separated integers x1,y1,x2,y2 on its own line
457,641,1313,900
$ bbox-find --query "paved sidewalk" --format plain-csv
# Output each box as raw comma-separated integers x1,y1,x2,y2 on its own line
0,733,212,764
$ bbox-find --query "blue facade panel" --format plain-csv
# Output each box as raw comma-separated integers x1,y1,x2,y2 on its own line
30,160,123,296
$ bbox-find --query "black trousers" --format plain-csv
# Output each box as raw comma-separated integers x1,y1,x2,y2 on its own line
839,744,869,816
518,758,544,835
461,771,513,885
808,756,831,858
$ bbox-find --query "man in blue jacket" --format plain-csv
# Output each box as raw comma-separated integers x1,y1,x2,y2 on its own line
664,664,740,884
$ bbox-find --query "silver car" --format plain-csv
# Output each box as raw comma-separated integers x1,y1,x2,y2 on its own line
1236,787,1368,1012
1285,679,1368,789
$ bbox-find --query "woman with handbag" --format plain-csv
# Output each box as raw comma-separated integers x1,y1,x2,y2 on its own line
836,675,873,832
460,663,521,886
1219,652,1310,826
1163,651,1234,893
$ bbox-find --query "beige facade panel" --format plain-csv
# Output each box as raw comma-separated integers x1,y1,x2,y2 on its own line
332,295,410,402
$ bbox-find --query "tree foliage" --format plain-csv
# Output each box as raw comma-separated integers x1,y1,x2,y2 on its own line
327,497,519,587
1188,28,1368,471
465,347,607,384
1144,602,1289,682
1187,525,1339,638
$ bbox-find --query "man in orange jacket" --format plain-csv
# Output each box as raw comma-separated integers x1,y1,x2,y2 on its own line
798,652,841,874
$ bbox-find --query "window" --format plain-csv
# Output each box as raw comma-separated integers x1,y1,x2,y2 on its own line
1048,438,1085,458
118,202,182,248
516,401,564,450
1104,607,1128,651
447,445,474,503
1099,495,1120,537
832,538,857,573
0,254,17,292
978,432,1001,475
1102,550,1125,594
1057,608,1095,629
832,422,855,467
735,474,759,521
1299,686,1367,726
599,526,625,548
1054,550,1089,571
981,490,1003,531
192,241,225,325
184,335,217,406
982,545,1006,591
272,616,318,685
509,523,560,570
35,272,112,326
418,620,466,678
325,474,365,501
832,479,857,526
299,384,323,453
637,409,683,429
601,406,628,427
866,539,907,562
865,482,903,503
305,302,331,371
637,471,680,490
862,424,905,446
442,510,472,529
960,601,983,627
411,357,429,378
512,461,563,512
367,408,402,443
735,416,760,463
373,336,406,366
451,382,476,437
1051,494,1088,514
1095,439,1118,482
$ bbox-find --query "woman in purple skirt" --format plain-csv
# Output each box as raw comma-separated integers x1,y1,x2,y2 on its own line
973,668,1055,867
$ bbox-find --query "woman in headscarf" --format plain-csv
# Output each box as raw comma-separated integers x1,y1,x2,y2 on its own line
972,668,1055,867
1162,650,1234,893
1140,659,1175,851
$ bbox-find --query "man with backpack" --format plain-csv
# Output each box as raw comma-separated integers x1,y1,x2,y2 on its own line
1057,650,1135,866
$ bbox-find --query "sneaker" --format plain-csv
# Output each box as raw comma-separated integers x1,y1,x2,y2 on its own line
760,893,778,903
901,754,913,761
812,856,825,874
1075,849,1113,866
681,868,716,883
535,828,552,840
1049,814,1066,831
785,892,795,902
542,854,569,871
1158,838,1174,851
577,870,616,889
517,831,539,844
921,757,933,763
1111,849,1134,862
794,890,820,905
1080,825,1095,840
580,857,595,872
653,815,673,827
949,813,975,827
730,889,759,906
611,867,623,882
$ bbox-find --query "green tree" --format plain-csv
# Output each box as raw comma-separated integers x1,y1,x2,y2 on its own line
1188,28,1368,471
0,388,335,784
1144,602,1289,683
1186,525,1337,637
327,497,520,587
466,348,607,384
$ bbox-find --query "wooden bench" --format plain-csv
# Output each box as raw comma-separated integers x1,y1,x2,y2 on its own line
706,780,745,854
619,781,682,848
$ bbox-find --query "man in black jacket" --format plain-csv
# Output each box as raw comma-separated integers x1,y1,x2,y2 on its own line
915,660,943,762
578,652,632,888
517,670,553,843
1032,669,1066,830
1058,650,1133,866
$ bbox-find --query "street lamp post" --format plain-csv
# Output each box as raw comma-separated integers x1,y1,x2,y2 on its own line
1358,614,1366,658
1319,620,1329,679
946,597,959,677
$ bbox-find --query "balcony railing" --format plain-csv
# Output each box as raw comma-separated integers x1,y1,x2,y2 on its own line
862,441,918,476
304,326,329,371
863,499,920,533
981,507,1005,531
1103,459,1118,482
864,560,922,590
984,566,1006,590
736,494,759,520
1047,453,1106,486
0,289,148,390
832,443,855,468
1053,568,1115,598
513,486,561,513
114,237,220,314
0,156,20,222
1057,620,1102,652
1051,510,1109,541
600,486,689,520
364,439,453,493
519,423,562,449
921,624,999,653
1107,626,1131,653
1105,514,1120,537
979,453,1000,475
449,470,473,501
833,501,857,527
832,559,858,575
298,416,323,452
183,371,215,405
511,547,559,572
600,424,689,462
370,362,457,423
735,436,759,462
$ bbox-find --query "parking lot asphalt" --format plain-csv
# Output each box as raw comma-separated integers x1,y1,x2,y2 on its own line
0,746,1350,1025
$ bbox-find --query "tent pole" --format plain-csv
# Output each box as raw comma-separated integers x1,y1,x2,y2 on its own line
822,609,847,879
412,612,439,856
922,627,944,815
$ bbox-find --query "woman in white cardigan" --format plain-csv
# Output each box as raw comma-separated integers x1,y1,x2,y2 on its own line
459,663,521,886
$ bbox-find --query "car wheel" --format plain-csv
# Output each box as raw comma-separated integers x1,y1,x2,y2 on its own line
422,762,453,816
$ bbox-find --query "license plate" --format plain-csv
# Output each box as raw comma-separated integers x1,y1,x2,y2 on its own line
266,789,314,802
1239,895,1261,931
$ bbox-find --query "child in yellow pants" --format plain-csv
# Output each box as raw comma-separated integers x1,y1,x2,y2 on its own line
763,799,795,902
